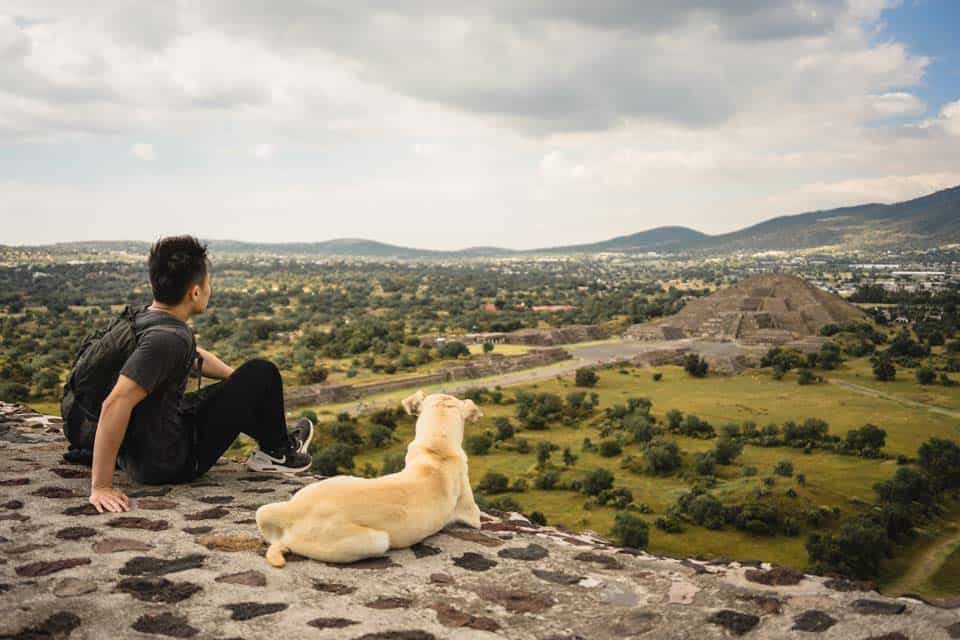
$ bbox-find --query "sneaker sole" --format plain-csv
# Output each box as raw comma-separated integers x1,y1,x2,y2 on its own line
245,459,311,474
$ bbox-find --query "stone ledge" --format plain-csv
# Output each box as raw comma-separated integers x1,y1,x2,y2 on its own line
0,401,956,639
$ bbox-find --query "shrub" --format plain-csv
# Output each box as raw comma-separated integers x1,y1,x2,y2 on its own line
533,470,561,490
536,441,558,468
797,368,818,385
642,438,682,475
796,473,806,486
597,487,634,509
652,372,663,381
714,438,744,465
774,460,794,477
465,433,494,456
655,516,684,533
845,424,886,456
611,512,649,549
742,465,758,477
367,423,394,448
515,438,530,454
582,468,615,496
683,354,709,377
529,511,547,526
872,356,896,381
380,453,404,475
599,440,623,457
666,409,684,430
688,494,725,529
299,409,319,424
488,496,521,512
311,443,356,476
694,451,716,476
916,367,936,385
477,471,510,494
917,437,960,492
438,341,470,359
511,478,528,492
806,515,891,579
562,447,578,467
493,417,515,441
575,367,599,387
329,421,363,448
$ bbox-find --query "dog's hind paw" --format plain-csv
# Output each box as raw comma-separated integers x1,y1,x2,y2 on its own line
266,543,288,567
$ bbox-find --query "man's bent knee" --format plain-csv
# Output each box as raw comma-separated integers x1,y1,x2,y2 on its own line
238,358,280,379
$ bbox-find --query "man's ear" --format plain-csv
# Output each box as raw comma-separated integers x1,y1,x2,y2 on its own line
461,398,483,423
401,389,426,416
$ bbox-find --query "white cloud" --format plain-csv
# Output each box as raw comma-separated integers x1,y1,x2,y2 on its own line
941,100,960,137
250,143,276,159
0,2,957,247
130,142,154,160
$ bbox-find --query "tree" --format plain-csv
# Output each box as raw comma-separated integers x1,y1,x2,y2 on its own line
683,354,709,378
917,437,960,492
845,424,886,456
872,356,896,381
575,367,599,388
329,421,363,449
611,512,649,549
806,516,891,579
916,367,936,385
797,368,818,385
582,468,614,495
439,341,470,359
483,342,495,354
562,447,578,467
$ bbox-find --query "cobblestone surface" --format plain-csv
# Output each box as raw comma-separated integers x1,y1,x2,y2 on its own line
1,401,957,639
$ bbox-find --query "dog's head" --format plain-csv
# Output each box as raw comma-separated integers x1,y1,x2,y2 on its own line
402,391,483,449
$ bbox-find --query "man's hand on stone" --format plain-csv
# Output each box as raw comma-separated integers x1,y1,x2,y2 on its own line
90,486,130,513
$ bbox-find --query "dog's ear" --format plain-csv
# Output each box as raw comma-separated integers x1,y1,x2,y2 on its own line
401,389,426,416
461,398,483,423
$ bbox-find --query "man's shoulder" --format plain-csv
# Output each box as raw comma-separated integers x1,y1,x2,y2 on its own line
138,318,194,351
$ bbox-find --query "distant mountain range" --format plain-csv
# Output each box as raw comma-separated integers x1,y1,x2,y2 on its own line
7,185,959,258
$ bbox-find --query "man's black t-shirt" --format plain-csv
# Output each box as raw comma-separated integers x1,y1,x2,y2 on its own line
117,308,197,483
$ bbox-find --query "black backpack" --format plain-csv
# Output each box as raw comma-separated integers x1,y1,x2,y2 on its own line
60,304,197,452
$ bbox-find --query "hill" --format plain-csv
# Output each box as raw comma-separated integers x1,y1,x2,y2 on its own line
4,184,958,257
626,273,866,344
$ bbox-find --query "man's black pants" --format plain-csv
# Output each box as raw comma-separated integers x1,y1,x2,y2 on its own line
181,358,290,480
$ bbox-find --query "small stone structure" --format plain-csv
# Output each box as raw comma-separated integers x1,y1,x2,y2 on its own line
426,325,609,348
284,348,571,408
1,401,957,639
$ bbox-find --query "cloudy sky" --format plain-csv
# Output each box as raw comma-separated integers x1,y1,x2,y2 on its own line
2,1,959,249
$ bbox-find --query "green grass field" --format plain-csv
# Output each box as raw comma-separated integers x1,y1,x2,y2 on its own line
827,356,960,412
339,364,960,593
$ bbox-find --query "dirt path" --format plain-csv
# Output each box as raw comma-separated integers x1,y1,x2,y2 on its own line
884,523,960,599
827,379,960,420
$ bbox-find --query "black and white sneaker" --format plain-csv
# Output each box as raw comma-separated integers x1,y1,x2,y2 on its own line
246,418,314,474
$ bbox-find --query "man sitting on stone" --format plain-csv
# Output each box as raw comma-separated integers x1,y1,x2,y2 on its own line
89,235,313,513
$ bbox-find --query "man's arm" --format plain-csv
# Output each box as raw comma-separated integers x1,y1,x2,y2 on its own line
194,347,234,380
90,374,146,513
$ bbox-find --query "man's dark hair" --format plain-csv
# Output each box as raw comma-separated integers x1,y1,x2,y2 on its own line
148,235,210,305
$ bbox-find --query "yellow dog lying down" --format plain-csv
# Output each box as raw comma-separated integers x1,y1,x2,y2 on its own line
255,390,483,566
